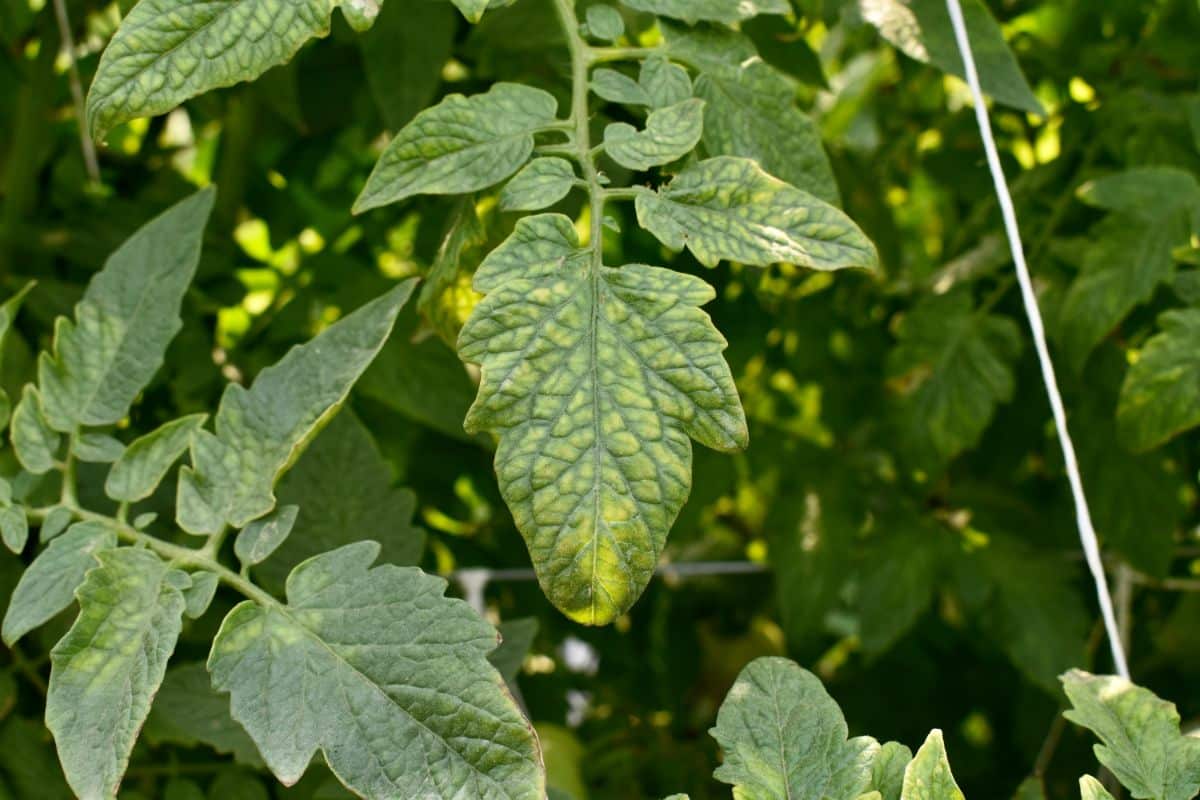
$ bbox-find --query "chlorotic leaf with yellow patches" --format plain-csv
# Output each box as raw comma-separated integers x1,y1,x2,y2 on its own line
46,547,190,800
458,214,746,624
501,158,578,212
636,157,877,270
207,541,544,798
354,83,560,213
902,731,966,800
176,280,414,534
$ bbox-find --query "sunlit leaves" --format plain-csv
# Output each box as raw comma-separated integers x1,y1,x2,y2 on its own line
458,214,746,624
177,280,414,534
2,521,115,645
636,157,877,269
604,98,705,170
87,0,339,139
902,731,965,800
208,542,543,798
355,84,560,212
37,188,213,432
619,0,788,25
886,289,1021,468
1117,310,1200,451
859,0,1043,116
1062,670,1200,800
46,548,188,799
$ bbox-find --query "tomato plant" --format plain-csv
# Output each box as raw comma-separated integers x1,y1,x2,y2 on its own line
1,0,1199,798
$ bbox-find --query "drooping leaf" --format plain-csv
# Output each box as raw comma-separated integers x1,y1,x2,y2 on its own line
709,657,879,799
105,413,207,503
858,0,1044,116
458,214,746,624
886,289,1021,468
664,24,839,202
901,730,965,800
10,385,60,474
1056,211,1190,371
501,158,578,212
177,280,414,534
1062,671,1200,800
635,157,876,270
619,0,788,25
360,0,456,130
418,198,487,346
208,541,544,798
37,188,214,432
257,411,426,594
144,662,263,766
355,84,560,213
46,547,189,800
603,98,705,171
584,5,624,41
234,504,299,567
2,521,116,645
1116,310,1200,451
86,0,341,139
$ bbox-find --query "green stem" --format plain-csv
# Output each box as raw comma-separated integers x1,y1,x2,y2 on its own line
588,46,659,64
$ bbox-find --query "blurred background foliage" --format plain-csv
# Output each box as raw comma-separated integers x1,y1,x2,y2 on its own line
1,0,1199,798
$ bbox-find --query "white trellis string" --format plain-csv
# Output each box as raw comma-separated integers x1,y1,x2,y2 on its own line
944,0,1130,678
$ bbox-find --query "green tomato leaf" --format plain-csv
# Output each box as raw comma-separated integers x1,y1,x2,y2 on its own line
635,156,877,269
37,188,214,432
418,198,488,346
591,68,651,106
458,214,746,624
501,158,578,212
144,662,263,766
234,504,298,567
1062,670,1200,800
585,5,624,40
619,0,788,25
872,741,913,800
182,570,219,619
859,0,1044,116
105,413,207,503
664,23,839,202
87,0,340,139
901,730,965,800
490,617,539,687
208,541,544,798
448,0,488,22
1117,310,1200,452
709,657,880,799
46,547,189,800
10,386,61,474
73,432,124,463
1077,167,1200,218
1078,776,1116,800
0,506,27,554
639,56,692,109
354,83,560,213
857,517,947,656
361,0,456,130
257,411,426,595
603,98,705,171
178,280,414,534
886,289,1021,468
2,521,116,645
39,506,73,543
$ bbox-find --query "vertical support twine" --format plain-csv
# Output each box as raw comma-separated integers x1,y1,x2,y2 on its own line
943,0,1130,679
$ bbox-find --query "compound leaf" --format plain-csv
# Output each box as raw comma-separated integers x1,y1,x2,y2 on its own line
859,0,1043,116
636,156,877,270
37,188,213,432
105,413,208,503
619,0,788,25
886,289,1021,468
603,98,705,171
355,83,559,213
901,730,965,800
501,158,577,212
208,541,544,798
458,214,746,624
46,547,189,800
1116,309,1200,451
177,280,414,534
664,24,838,202
87,0,339,139
2,521,116,645
1062,670,1200,800
709,657,880,799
